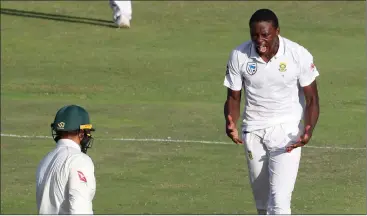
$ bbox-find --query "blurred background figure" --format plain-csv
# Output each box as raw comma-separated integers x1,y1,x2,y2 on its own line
109,0,132,28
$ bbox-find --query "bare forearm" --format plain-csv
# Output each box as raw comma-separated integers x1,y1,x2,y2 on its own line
304,97,319,132
224,98,241,124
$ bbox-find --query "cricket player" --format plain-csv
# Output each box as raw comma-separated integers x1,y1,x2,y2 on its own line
223,9,320,214
36,105,96,214
109,0,132,28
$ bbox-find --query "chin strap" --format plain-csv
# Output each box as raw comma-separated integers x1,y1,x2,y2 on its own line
80,130,94,154
51,128,61,143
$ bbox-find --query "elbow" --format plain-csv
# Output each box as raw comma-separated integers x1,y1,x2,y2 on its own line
69,195,93,214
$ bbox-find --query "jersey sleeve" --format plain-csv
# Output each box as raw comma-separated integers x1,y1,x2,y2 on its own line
68,155,96,214
298,47,320,87
223,49,243,91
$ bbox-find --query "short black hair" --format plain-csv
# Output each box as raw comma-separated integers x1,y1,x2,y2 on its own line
249,9,279,28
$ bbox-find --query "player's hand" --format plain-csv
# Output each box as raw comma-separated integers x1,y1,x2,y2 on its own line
226,115,243,145
286,125,312,152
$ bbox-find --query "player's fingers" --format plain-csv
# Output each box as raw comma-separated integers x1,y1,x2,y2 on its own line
291,142,304,149
232,137,243,144
228,131,242,144
286,142,303,152
226,127,236,136
286,132,311,152
232,138,242,145
286,145,293,152
286,145,296,153
226,132,236,141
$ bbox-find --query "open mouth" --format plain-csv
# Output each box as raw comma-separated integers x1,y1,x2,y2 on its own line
256,44,267,53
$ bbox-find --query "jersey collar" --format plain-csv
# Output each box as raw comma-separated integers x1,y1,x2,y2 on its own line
249,35,285,61
57,139,81,151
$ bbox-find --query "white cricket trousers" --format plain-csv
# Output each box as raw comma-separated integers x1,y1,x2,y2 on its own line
242,121,303,215
109,0,132,20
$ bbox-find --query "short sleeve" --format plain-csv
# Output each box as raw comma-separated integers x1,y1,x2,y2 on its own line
68,155,96,214
298,47,320,87
223,50,243,91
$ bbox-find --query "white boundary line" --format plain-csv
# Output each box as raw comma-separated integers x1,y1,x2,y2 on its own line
0,133,365,150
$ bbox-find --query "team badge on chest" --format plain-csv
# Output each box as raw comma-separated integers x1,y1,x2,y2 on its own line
279,62,287,72
246,62,257,75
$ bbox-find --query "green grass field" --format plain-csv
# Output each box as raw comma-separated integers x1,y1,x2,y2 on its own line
1,1,366,214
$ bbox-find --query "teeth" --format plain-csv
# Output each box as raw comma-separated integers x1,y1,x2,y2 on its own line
259,46,267,52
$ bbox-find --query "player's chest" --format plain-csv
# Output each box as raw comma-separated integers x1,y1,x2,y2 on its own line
241,58,300,88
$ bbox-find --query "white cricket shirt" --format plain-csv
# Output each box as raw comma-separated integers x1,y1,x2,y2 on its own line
223,35,319,132
36,139,96,214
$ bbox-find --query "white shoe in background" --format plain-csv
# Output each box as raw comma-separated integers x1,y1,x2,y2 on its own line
109,0,132,28
114,14,130,28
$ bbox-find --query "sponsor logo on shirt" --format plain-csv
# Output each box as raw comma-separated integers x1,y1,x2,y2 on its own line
77,171,87,183
310,63,315,71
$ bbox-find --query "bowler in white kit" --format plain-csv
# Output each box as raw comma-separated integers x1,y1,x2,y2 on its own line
36,105,96,214
223,9,320,214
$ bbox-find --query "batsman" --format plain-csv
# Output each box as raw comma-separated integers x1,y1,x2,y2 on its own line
36,105,96,214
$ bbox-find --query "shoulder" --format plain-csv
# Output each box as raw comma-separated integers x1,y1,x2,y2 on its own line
282,36,314,62
69,153,95,170
228,40,252,62
231,40,252,55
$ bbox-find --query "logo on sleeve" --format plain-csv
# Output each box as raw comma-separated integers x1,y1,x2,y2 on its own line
310,63,316,71
225,64,229,75
77,171,87,183
246,62,257,75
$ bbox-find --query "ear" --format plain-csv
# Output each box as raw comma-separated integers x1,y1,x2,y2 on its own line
78,130,84,139
275,27,280,35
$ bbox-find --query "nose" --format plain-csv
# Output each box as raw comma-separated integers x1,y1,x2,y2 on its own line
252,34,265,44
256,38,264,44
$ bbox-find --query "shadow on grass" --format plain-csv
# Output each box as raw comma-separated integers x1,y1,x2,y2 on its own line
0,8,116,28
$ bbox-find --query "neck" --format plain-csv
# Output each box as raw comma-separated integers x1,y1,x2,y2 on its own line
60,135,81,146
